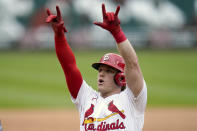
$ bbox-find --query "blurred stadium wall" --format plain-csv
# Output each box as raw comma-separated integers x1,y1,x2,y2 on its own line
0,0,197,50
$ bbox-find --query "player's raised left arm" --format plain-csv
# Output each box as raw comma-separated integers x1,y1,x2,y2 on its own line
94,4,144,97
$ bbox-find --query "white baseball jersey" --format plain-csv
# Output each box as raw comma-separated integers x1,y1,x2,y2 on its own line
72,80,147,131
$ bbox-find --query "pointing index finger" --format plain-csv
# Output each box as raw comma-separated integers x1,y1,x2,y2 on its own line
115,5,120,16
56,5,61,18
102,4,107,18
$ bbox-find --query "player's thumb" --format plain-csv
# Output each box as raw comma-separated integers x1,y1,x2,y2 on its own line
94,22,107,29
46,15,57,23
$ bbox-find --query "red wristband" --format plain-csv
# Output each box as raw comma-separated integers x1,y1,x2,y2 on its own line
111,29,127,44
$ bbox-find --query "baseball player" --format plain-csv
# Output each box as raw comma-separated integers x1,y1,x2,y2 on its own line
46,3,147,131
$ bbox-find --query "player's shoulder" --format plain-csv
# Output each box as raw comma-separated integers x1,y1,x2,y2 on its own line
81,80,99,95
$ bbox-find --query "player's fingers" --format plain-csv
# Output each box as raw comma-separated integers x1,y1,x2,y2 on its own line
102,3,107,18
46,17,51,23
94,22,102,26
107,13,112,21
110,13,115,21
46,15,57,23
115,5,120,16
63,27,68,32
107,13,114,22
56,5,62,18
94,22,107,29
46,8,52,16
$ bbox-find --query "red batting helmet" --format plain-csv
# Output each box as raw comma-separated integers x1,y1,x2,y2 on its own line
92,53,126,87
92,53,125,72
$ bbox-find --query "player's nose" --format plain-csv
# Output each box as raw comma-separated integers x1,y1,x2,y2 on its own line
99,70,105,77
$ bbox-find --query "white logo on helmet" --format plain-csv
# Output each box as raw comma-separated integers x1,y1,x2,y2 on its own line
103,55,110,61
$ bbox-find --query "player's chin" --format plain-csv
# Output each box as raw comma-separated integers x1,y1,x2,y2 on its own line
98,84,105,92
98,82,104,87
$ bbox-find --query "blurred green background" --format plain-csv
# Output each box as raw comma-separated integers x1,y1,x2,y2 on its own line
0,49,196,109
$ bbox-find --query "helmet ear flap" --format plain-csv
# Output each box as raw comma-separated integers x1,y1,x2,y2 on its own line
114,72,126,88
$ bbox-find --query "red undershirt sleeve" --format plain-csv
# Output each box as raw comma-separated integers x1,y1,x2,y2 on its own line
54,32,83,99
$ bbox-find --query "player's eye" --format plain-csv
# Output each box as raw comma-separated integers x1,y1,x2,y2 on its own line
98,68,103,72
106,69,114,73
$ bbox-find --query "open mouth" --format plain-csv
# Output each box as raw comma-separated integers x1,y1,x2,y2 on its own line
98,79,104,85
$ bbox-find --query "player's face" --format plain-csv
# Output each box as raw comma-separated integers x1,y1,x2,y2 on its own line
97,65,120,98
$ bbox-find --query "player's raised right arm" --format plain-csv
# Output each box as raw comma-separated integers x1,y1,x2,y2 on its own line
46,6,83,99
